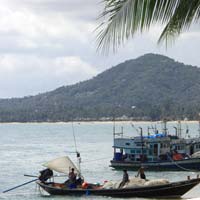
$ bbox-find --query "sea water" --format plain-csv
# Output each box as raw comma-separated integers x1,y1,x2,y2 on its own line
0,121,200,200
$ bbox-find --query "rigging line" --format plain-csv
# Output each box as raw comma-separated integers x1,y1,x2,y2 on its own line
71,121,82,177
71,121,78,153
64,151,77,154
65,151,77,154
82,156,111,163
130,122,139,135
166,154,198,172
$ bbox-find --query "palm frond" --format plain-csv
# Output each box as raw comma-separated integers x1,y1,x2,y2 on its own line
97,0,200,54
158,0,200,44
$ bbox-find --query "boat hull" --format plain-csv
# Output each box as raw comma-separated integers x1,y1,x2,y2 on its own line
37,178,200,198
110,158,200,171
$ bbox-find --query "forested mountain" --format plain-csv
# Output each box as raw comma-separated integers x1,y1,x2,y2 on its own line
0,53,200,122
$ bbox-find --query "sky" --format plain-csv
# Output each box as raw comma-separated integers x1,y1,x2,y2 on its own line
0,0,199,98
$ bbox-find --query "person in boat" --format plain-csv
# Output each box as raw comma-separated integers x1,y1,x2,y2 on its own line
119,169,129,188
67,168,77,188
136,166,146,180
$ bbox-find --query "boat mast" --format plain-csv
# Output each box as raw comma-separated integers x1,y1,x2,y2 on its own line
139,127,144,161
113,116,116,140
147,127,150,136
177,120,182,138
198,120,200,138
174,126,178,137
162,119,168,136
71,122,82,176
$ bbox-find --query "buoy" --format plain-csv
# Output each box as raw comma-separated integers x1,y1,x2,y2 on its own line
82,182,88,189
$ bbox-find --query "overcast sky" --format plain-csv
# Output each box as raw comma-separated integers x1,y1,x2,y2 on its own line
0,0,199,98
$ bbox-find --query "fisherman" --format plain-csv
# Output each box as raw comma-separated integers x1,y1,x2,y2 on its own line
136,166,146,180
68,168,77,188
119,169,129,188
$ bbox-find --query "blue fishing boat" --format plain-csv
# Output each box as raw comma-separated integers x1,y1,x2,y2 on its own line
110,121,200,171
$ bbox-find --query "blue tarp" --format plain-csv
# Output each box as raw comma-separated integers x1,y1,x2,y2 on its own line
143,133,166,139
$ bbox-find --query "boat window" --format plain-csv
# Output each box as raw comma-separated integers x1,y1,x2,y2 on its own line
153,144,158,155
196,144,200,149
153,158,158,161
115,149,123,153
125,142,130,146
136,149,141,154
176,146,183,150
181,146,184,150
148,157,153,161
130,150,135,154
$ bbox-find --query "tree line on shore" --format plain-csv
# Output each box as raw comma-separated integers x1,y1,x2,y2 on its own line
0,54,200,122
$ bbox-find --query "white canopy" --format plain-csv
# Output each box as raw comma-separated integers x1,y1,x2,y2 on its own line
43,156,80,175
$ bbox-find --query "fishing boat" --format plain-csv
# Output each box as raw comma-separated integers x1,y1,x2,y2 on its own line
37,178,200,198
110,121,200,170
36,156,200,198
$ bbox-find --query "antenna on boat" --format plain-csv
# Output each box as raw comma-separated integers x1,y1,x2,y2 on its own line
173,127,178,137
71,121,82,177
177,120,182,138
162,119,168,136
139,127,144,161
113,116,116,139
147,127,150,136
185,124,189,138
198,120,200,138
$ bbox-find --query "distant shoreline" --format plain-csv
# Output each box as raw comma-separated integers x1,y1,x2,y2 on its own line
0,120,199,124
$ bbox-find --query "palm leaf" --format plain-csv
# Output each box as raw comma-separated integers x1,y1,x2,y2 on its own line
97,0,200,53
158,0,200,44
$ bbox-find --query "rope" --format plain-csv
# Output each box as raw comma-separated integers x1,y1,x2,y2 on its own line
166,153,198,172
71,122,77,153
130,123,139,135
82,156,111,164
71,122,82,177
64,151,77,154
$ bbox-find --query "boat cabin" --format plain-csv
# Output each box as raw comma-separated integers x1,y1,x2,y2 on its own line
113,134,171,162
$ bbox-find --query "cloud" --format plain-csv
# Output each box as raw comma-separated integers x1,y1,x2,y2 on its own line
0,5,95,43
0,0,199,98
0,54,99,97
1,0,102,21
0,0,103,98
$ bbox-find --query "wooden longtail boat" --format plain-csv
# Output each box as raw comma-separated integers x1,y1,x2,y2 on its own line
37,177,200,198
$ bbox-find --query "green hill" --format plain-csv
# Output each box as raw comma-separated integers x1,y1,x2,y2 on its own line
0,53,200,122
